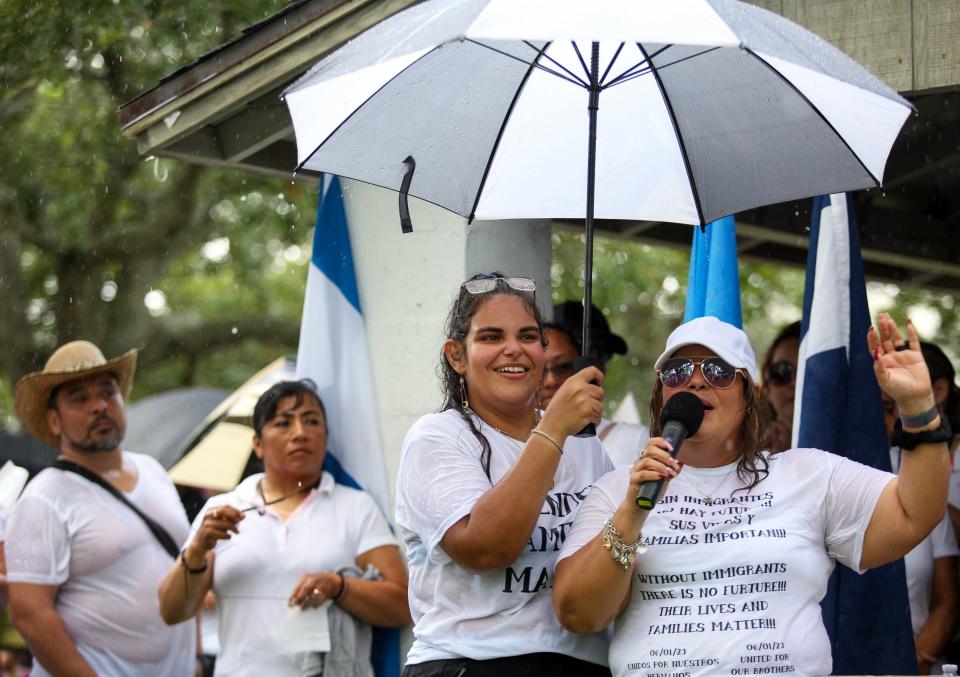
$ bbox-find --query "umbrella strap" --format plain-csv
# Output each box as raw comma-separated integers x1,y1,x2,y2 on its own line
53,459,180,559
399,155,416,233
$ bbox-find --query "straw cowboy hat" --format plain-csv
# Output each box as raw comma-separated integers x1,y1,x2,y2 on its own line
15,341,137,447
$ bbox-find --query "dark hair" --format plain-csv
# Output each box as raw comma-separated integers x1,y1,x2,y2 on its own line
439,272,545,478
46,372,121,411
252,379,326,437
761,321,802,385
649,373,768,496
921,341,960,435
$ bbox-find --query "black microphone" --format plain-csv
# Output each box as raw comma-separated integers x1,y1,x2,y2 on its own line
634,392,705,510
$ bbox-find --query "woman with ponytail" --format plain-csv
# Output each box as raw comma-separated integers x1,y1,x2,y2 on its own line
395,273,614,676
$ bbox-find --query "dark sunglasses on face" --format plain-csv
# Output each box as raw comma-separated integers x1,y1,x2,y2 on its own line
766,360,796,386
658,357,743,390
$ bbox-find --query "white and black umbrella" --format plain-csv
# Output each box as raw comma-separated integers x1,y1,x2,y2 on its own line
284,0,912,356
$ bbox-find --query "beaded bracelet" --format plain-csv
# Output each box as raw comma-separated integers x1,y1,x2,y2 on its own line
600,518,646,570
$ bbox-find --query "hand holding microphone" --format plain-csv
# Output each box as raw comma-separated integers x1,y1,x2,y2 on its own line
633,392,705,510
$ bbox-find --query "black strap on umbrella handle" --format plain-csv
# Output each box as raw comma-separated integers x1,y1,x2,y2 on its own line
400,156,416,233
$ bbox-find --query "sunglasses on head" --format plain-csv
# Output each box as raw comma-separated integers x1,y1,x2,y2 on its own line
766,360,796,386
462,274,536,295
658,356,744,390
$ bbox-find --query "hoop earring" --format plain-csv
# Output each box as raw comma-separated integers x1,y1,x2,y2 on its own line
459,375,469,410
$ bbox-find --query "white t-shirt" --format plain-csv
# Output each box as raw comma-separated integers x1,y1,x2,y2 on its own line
890,447,960,637
193,471,396,677
599,417,650,468
5,452,194,677
396,409,614,666
559,447,894,677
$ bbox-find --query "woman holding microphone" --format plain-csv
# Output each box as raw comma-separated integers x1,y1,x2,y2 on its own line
396,273,614,676
554,314,950,676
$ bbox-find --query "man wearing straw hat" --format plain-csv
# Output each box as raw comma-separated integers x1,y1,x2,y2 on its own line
4,341,194,676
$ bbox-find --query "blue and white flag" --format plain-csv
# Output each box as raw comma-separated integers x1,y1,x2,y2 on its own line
794,192,914,674
296,176,398,676
684,214,742,327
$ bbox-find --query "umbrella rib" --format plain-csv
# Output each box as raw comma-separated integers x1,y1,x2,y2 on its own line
467,42,552,222
604,44,670,88
637,42,707,226
744,47,881,187
465,38,587,88
571,41,592,83
598,42,626,87
525,40,590,88
605,47,722,90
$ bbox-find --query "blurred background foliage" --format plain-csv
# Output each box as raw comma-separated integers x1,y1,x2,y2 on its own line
551,229,960,422
1,0,958,434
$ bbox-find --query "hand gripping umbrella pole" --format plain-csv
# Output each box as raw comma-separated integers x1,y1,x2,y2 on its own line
573,42,601,438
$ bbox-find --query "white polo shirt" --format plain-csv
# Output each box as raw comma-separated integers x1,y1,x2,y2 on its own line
192,471,396,677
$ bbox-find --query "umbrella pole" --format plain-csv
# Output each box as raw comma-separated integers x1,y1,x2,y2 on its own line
582,41,600,359
572,42,601,439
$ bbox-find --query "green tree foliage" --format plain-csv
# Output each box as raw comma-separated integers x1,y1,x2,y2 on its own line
0,0,317,428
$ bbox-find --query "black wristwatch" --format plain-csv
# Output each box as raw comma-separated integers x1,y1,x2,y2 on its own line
891,416,952,451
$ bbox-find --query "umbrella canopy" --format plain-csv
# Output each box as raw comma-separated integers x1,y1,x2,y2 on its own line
125,387,229,469
284,0,912,227
168,357,296,491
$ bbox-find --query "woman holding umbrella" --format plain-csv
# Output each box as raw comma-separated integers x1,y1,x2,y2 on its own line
553,314,950,676
395,273,614,676
158,379,410,676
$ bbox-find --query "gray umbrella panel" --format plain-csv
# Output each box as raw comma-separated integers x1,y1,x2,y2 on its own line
300,39,545,218
650,43,880,223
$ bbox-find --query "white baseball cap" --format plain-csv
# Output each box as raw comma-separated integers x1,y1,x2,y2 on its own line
654,316,758,383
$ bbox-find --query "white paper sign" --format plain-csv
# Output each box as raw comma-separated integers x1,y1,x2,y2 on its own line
280,602,332,654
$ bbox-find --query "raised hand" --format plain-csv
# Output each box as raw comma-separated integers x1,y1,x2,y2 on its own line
867,314,934,416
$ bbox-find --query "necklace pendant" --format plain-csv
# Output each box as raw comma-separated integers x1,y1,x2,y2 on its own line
703,497,713,506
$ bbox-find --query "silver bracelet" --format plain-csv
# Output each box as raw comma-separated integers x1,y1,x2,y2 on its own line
601,518,646,570
529,428,563,455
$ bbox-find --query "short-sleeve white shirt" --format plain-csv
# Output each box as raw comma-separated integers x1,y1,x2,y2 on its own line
599,418,650,468
891,447,960,637
5,452,194,677
559,447,893,677
193,471,396,677
395,409,614,666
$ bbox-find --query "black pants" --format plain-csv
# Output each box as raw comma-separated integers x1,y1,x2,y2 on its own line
403,653,611,677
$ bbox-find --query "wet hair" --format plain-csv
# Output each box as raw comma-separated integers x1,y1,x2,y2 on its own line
439,272,546,478
649,371,768,496
921,341,960,435
761,321,801,385
252,379,326,437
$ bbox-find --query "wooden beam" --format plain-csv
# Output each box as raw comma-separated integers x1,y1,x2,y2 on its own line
123,0,419,146
214,92,293,162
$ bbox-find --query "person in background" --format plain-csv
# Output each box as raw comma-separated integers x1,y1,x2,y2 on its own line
554,314,950,676
760,321,801,453
396,274,613,675
159,379,409,677
6,341,194,676
921,343,960,539
882,382,960,675
548,301,649,466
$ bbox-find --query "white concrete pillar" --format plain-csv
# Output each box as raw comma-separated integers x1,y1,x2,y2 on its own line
341,180,552,503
